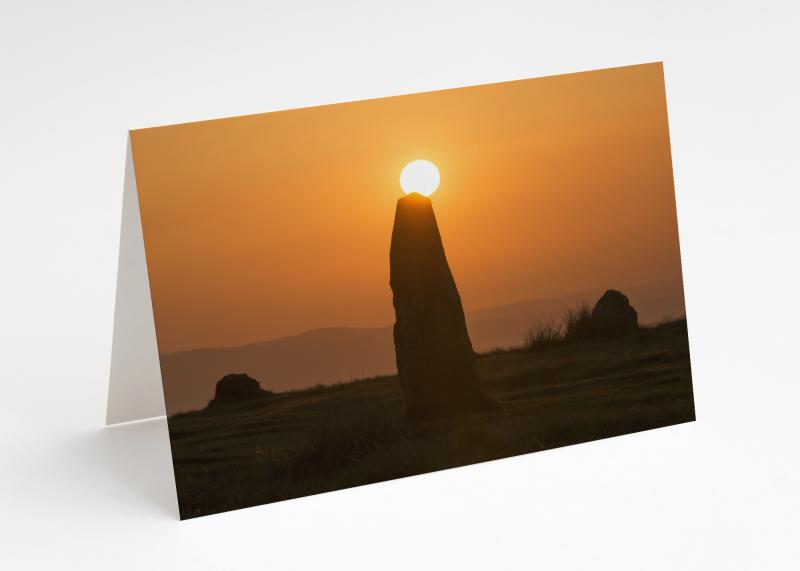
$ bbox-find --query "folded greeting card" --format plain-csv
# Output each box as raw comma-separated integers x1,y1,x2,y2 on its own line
108,62,695,519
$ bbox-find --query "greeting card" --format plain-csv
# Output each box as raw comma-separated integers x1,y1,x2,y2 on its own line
108,62,695,519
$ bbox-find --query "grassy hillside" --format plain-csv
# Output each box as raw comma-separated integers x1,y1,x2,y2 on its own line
168,319,694,519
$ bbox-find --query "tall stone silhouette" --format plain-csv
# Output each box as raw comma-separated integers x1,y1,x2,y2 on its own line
389,193,496,420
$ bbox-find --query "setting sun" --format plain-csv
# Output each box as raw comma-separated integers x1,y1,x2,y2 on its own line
400,160,440,196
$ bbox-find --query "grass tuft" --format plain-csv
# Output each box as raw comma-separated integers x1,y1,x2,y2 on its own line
519,299,595,352
521,318,563,351
563,299,594,340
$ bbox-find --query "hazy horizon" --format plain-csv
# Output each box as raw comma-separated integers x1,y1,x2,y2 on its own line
159,276,684,355
158,276,686,413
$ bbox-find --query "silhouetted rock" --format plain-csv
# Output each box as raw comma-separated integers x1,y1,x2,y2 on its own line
389,193,497,420
591,290,638,337
207,373,272,408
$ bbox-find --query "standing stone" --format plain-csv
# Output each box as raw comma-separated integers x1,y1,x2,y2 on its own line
389,193,496,420
591,290,639,337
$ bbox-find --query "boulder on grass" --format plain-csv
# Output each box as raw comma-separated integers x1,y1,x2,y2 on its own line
590,290,638,337
207,373,272,408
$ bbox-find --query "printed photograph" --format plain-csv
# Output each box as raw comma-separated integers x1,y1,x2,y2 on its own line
131,62,695,519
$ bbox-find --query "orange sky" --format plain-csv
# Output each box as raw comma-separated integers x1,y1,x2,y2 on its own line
131,62,682,353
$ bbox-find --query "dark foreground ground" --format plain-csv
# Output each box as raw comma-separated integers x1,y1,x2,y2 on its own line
168,319,695,519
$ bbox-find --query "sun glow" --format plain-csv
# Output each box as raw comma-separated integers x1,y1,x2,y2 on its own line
400,160,440,196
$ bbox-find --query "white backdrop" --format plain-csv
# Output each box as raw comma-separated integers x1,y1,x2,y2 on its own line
1,1,798,569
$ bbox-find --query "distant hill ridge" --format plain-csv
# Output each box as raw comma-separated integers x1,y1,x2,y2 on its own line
160,279,685,414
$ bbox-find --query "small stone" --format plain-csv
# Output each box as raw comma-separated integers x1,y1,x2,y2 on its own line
207,373,272,408
591,290,638,337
